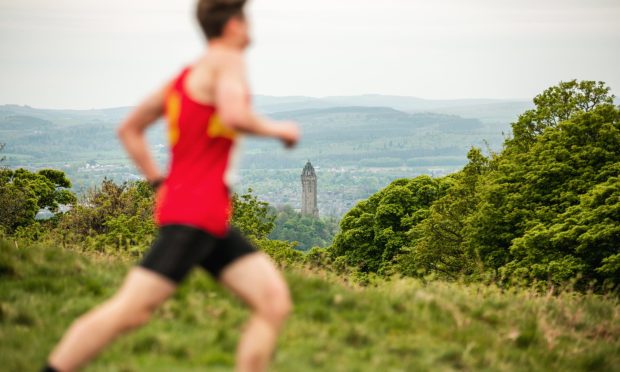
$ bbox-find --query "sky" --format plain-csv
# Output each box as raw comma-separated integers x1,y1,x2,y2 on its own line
0,0,619,109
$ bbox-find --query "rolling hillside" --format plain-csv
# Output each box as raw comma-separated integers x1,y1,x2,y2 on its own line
1,239,618,371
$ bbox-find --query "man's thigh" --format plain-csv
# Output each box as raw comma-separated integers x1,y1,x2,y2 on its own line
218,252,290,311
114,267,177,309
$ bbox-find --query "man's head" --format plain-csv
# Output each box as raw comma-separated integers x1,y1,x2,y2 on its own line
197,0,250,49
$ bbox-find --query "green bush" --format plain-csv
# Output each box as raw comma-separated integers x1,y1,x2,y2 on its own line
55,179,156,251
256,239,303,267
304,246,333,269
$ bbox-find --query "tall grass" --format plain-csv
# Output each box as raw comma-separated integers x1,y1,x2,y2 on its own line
1,239,618,371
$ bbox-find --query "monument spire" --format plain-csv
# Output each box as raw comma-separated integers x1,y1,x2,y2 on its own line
301,161,319,218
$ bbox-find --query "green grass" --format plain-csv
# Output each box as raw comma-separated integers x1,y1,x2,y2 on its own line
1,239,619,372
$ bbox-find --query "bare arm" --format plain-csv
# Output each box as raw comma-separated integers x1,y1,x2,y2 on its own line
116,84,168,183
215,54,299,147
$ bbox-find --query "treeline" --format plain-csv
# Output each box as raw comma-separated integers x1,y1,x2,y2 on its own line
0,166,312,270
269,205,339,251
0,167,76,233
326,80,620,292
0,174,277,250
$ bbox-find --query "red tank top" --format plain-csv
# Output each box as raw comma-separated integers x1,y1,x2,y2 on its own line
154,67,241,237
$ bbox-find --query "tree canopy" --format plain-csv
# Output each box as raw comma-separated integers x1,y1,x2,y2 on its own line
331,175,451,273
269,205,339,251
329,80,620,291
0,168,76,232
231,188,276,240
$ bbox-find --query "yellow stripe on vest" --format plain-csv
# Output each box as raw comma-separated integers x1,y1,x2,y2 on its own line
166,92,181,146
207,114,237,140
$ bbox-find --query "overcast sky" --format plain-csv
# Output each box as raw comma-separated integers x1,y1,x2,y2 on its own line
0,0,619,109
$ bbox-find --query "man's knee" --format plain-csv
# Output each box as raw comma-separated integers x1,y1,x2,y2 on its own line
108,297,155,331
125,306,153,330
256,281,292,326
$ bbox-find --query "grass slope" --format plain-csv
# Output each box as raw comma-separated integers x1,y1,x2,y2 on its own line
1,239,619,372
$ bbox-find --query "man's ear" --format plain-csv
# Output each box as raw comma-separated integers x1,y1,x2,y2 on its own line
224,16,243,36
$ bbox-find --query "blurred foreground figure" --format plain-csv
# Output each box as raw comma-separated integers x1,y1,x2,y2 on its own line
42,1,299,371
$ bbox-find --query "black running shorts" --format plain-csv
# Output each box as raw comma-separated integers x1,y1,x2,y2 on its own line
139,224,257,283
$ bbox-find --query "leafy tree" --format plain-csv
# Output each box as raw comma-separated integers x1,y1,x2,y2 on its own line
467,102,620,288
508,80,614,151
335,80,619,291
0,183,36,232
0,168,76,232
231,188,276,240
269,205,339,250
398,148,491,279
57,178,156,250
101,214,157,252
58,183,276,251
304,246,333,269
505,171,620,287
256,238,303,267
331,175,450,273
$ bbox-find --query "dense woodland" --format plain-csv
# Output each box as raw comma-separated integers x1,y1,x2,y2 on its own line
269,205,339,251
331,80,620,291
1,80,619,293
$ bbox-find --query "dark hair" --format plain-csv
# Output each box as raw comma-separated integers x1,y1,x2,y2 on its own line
197,0,247,40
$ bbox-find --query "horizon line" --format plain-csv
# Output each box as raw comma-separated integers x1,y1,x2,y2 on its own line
0,94,533,111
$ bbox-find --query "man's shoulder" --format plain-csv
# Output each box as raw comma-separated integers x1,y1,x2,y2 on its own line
209,48,245,70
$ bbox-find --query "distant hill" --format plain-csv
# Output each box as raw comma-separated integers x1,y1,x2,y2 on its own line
429,101,534,124
239,105,500,170
2,93,531,127
253,96,333,113
0,114,54,131
323,95,501,110
0,102,507,170
271,106,485,137
0,104,132,127
253,94,532,124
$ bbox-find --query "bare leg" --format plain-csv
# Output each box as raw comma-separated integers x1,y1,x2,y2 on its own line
219,252,292,372
48,267,176,371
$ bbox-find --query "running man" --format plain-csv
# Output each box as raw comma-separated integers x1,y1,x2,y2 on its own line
42,1,299,371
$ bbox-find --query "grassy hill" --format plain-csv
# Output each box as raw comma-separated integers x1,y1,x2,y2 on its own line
1,239,618,371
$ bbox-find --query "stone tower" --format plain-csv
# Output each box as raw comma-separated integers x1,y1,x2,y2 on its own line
301,161,319,218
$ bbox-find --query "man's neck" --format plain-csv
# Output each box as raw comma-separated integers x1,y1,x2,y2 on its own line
208,38,242,51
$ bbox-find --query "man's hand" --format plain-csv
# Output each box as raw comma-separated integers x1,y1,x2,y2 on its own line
148,176,166,191
276,121,300,149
